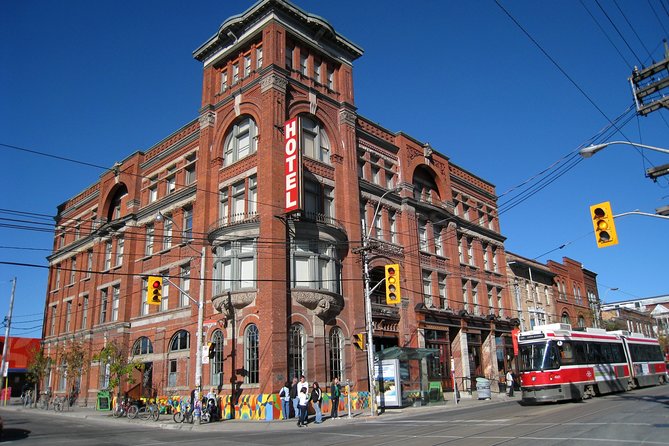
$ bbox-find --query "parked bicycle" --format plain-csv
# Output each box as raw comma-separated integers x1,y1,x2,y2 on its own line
137,401,160,422
37,389,52,410
173,400,193,424
21,389,33,408
52,396,65,412
112,397,139,419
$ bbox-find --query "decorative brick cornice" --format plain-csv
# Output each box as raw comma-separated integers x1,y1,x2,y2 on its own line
199,110,216,129
260,73,288,93
339,109,357,127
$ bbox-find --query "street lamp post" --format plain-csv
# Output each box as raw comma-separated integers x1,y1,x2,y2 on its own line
579,141,669,158
360,186,400,417
156,212,205,424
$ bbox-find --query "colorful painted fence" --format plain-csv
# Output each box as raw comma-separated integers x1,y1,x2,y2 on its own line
150,391,371,421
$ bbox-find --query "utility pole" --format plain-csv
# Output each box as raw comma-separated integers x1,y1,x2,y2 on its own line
0,277,16,404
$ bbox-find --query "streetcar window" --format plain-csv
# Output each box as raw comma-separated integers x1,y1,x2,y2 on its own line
519,343,545,372
628,344,663,362
559,341,575,365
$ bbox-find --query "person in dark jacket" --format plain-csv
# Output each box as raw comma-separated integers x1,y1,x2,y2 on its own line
289,377,299,418
330,377,341,419
310,382,323,424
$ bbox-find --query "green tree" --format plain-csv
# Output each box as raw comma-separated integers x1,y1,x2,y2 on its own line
602,319,627,331
93,339,143,402
58,339,89,407
26,345,50,407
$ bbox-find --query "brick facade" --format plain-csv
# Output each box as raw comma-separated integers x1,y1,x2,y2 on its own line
43,0,519,406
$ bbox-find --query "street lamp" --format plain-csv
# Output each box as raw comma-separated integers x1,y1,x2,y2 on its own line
361,186,401,416
155,212,205,424
579,141,669,158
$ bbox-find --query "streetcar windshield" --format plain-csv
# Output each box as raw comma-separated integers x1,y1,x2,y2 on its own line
519,341,560,371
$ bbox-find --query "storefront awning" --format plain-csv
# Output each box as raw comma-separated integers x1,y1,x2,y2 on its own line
374,346,439,361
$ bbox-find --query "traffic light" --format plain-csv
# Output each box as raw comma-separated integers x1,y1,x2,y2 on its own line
589,201,619,248
353,333,365,350
147,276,163,305
385,264,401,304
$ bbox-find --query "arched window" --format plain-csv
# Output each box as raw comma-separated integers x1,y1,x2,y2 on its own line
223,117,258,165
244,324,259,384
210,329,225,386
329,327,344,381
300,116,330,163
577,315,586,328
561,312,571,325
169,330,190,352
288,324,306,379
106,184,128,221
412,166,440,204
132,337,154,356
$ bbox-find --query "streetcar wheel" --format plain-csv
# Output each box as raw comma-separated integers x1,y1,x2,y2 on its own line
127,405,139,419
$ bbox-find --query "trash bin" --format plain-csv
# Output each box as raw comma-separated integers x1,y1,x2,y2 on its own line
476,377,491,400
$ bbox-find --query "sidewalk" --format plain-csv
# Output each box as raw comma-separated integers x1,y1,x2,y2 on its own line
0,392,521,433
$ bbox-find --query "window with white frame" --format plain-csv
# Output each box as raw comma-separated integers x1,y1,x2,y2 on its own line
145,225,154,256
329,327,345,381
327,66,334,89
141,277,149,316
289,324,306,379
183,208,193,242
373,212,383,240
487,285,494,314
212,239,257,295
65,301,72,332
286,45,294,70
210,330,225,386
300,51,307,76
492,246,498,272
69,257,76,284
301,116,330,163
385,168,395,189
224,117,258,165
482,243,489,270
232,63,239,84
50,305,57,335
314,58,322,83
180,265,191,307
467,238,474,266
231,179,246,222
244,324,259,384
418,220,428,252
185,154,196,185
105,240,113,269
462,203,470,220
162,217,172,250
100,289,108,324
389,211,397,243
434,226,443,256
115,236,124,266
472,282,479,315
81,295,89,329
248,175,257,215
166,166,176,195
438,274,448,309
244,54,251,77
86,250,93,278
462,280,469,308
256,47,263,69
423,270,432,307
220,70,228,92
132,337,153,355
457,236,464,263
291,239,341,293
497,287,504,317
111,285,120,321
55,264,61,289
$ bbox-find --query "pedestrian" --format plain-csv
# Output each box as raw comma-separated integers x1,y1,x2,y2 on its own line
297,386,309,427
290,377,299,418
311,382,323,424
330,377,341,419
279,381,291,420
506,370,514,397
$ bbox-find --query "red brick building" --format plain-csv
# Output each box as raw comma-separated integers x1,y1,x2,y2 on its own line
547,257,597,328
43,0,516,406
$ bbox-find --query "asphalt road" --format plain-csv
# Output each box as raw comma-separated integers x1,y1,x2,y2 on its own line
1,385,668,445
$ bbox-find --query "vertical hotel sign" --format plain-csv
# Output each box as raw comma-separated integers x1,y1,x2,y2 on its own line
284,117,302,213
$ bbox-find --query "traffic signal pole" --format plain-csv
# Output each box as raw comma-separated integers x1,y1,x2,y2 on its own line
361,237,378,417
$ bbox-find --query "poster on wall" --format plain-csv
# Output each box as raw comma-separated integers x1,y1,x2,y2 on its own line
374,359,401,408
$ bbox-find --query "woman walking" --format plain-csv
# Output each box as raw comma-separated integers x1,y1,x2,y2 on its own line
310,382,323,424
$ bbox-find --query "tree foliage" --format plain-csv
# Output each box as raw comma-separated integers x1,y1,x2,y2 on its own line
26,345,50,387
93,339,143,398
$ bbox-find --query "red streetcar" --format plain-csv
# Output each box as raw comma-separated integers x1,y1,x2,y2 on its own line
517,323,667,403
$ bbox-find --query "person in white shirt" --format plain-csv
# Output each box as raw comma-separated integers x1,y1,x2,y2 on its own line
279,381,291,420
297,387,309,427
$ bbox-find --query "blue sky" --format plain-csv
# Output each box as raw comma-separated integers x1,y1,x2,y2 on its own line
2,0,668,337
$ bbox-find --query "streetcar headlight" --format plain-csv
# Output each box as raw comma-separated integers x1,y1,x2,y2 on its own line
531,376,536,382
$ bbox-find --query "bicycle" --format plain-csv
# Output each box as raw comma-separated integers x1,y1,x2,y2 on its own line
53,396,65,412
38,391,51,410
112,398,139,419
173,400,193,424
137,401,160,422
